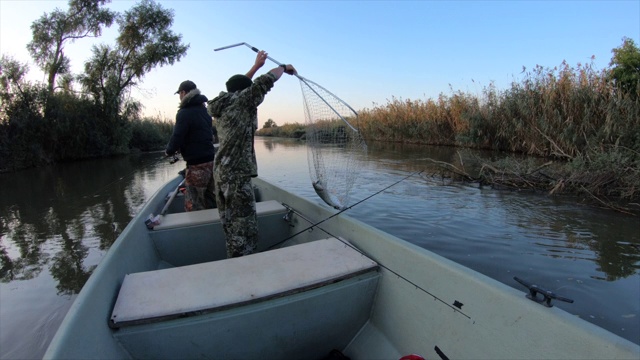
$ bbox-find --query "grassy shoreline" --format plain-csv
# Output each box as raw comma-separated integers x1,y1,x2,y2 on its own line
258,61,639,213
3,53,638,213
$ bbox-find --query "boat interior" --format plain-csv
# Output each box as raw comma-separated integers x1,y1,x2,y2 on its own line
107,180,392,359
45,176,640,360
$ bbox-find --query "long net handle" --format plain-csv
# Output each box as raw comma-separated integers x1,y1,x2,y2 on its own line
215,42,286,67
214,42,360,131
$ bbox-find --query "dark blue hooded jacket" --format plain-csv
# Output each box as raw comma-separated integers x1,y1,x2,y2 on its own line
166,89,216,165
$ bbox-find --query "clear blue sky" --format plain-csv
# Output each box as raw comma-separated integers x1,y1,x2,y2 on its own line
1,0,639,125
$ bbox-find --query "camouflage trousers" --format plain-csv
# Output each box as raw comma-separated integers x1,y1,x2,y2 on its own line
184,161,216,212
214,172,257,258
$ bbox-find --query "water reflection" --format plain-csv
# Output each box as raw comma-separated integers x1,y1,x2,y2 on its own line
260,137,306,151
0,153,171,291
1,205,49,282
1,152,184,359
49,232,92,296
255,138,639,344
360,142,640,281
256,139,640,282
490,190,640,281
0,140,638,360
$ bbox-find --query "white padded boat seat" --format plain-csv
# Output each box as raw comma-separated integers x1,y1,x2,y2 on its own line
153,200,286,230
109,238,378,328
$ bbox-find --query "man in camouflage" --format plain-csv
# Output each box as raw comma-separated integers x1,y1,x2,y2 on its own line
207,50,297,257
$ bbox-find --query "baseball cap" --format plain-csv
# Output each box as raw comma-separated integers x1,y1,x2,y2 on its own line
175,80,197,94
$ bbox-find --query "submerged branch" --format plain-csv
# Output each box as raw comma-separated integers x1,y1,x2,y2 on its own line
423,157,474,181
422,155,639,216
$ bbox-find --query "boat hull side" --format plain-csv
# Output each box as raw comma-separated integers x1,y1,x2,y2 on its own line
43,177,182,359
252,177,640,360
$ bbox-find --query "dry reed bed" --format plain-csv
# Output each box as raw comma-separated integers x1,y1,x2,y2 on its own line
257,61,639,211
357,62,639,212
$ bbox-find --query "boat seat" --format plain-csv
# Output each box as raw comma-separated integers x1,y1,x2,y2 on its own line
109,238,378,328
148,200,291,266
152,200,286,230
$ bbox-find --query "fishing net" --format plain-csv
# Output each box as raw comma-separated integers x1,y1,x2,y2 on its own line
299,77,367,209
213,42,367,209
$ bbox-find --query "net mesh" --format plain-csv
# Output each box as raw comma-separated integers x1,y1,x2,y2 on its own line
299,77,367,209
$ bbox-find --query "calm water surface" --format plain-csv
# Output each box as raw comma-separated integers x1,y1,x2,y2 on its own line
1,138,638,359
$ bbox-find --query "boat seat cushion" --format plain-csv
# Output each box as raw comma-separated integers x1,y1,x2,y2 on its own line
110,238,378,328
153,200,286,230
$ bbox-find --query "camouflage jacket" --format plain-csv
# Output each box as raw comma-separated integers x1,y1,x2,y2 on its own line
207,72,276,178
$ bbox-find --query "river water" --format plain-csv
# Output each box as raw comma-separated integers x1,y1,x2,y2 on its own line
1,138,638,359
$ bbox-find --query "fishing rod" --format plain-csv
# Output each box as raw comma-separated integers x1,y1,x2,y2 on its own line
270,170,471,319
84,152,170,202
267,170,424,250
159,178,185,216
146,156,186,228
280,204,471,319
214,42,360,132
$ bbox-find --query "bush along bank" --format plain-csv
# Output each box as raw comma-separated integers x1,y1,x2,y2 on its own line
356,60,639,211
257,56,639,213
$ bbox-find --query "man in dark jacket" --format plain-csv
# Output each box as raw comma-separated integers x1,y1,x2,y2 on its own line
207,50,297,258
166,80,216,211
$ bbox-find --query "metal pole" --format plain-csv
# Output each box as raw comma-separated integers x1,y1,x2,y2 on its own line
214,42,360,130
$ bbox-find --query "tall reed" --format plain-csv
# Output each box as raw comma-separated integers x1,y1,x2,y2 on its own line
355,60,639,200
256,123,306,138
357,60,639,159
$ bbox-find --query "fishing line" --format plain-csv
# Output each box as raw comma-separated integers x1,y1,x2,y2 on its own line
85,153,168,201
267,170,424,250
269,171,471,319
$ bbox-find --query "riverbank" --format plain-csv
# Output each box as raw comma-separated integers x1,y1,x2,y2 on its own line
3,56,638,212
257,60,639,214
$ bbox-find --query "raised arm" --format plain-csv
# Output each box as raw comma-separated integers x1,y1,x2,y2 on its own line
245,50,268,79
268,64,297,81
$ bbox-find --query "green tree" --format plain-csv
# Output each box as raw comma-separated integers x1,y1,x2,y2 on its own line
0,56,51,169
26,0,115,94
0,56,31,170
0,55,30,108
79,0,189,153
609,37,640,97
263,118,277,128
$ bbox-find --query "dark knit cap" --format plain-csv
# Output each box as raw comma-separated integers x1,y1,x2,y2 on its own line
226,74,252,93
175,80,197,94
